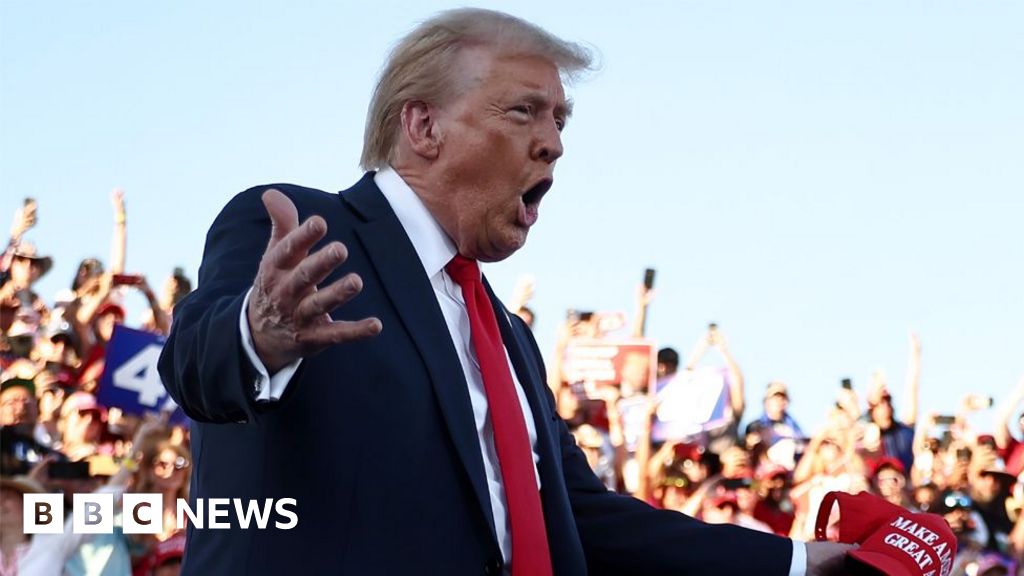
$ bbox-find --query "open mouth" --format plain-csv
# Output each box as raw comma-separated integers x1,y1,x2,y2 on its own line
522,178,552,207
517,178,552,228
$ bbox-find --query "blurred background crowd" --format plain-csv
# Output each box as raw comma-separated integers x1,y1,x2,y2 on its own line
1,195,1022,575
1,196,189,576
524,280,1024,574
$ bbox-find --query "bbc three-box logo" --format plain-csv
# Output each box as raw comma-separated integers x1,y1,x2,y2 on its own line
23,494,298,534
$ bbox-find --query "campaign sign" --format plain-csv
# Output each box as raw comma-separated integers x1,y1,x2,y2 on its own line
652,366,732,442
563,339,656,391
98,325,186,423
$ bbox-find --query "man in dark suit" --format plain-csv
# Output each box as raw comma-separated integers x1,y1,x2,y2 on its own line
159,8,851,575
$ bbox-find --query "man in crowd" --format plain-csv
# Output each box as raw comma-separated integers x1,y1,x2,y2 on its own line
746,380,806,454
754,466,796,537
159,8,849,575
0,243,51,360
870,457,910,508
0,378,37,435
656,347,679,380
0,377,48,476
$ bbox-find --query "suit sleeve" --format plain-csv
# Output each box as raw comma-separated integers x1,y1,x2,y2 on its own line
158,186,300,424
513,317,794,576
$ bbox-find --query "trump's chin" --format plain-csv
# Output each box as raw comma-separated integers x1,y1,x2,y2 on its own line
469,228,528,263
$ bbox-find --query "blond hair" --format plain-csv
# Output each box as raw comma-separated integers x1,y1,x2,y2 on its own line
360,8,594,170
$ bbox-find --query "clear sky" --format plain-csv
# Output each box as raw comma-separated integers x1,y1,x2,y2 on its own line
2,0,1021,433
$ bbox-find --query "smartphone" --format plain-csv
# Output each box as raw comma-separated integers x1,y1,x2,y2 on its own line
708,323,718,331
956,448,972,462
643,268,656,290
112,273,143,286
841,378,852,390
577,311,594,322
24,197,36,207
48,460,90,480
934,415,957,426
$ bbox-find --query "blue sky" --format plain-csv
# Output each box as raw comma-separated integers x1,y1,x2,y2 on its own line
2,0,1021,432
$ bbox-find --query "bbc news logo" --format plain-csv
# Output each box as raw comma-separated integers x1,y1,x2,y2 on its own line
23,494,298,534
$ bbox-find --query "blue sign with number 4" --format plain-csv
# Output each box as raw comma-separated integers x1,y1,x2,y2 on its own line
98,324,187,424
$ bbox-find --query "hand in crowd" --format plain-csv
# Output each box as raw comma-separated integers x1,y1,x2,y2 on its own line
9,199,37,241
510,273,535,312
111,188,126,222
635,283,655,308
909,330,922,356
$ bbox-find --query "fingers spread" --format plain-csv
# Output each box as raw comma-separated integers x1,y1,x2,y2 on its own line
294,272,363,321
265,215,328,271
278,242,350,304
297,317,383,348
262,189,300,248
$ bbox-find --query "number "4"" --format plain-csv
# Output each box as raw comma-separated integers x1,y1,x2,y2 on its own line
112,344,167,407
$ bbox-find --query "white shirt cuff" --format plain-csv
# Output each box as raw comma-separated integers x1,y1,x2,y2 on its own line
788,540,807,576
239,287,302,402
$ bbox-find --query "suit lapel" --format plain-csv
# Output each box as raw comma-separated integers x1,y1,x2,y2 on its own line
484,279,556,451
483,280,563,475
341,175,498,542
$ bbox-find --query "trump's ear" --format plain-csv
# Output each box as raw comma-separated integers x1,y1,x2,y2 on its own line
399,100,440,160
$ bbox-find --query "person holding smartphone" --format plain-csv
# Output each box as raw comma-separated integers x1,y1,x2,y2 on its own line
864,333,922,475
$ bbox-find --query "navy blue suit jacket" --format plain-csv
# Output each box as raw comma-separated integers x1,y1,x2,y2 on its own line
158,173,793,575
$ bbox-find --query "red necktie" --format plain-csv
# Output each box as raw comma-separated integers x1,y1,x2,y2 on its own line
445,255,552,576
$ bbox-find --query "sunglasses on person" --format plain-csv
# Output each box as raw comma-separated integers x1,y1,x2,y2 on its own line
942,493,972,510
152,455,190,471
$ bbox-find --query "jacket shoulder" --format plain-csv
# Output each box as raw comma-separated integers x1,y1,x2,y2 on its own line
212,182,361,229
227,183,338,210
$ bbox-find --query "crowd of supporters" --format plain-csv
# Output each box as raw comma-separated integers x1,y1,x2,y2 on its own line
516,281,1024,574
2,196,189,575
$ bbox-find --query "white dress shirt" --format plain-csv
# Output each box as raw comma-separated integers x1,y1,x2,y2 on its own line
238,167,807,575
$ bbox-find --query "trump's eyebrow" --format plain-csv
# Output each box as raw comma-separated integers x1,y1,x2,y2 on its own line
521,92,573,119
560,97,574,119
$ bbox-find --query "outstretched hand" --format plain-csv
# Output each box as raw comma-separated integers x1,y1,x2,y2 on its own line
805,541,856,576
247,190,382,373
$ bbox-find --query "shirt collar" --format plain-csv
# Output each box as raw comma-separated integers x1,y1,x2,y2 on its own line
373,166,458,279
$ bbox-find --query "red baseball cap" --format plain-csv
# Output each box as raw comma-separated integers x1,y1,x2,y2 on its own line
96,302,126,320
870,456,907,478
671,442,703,462
815,491,957,576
